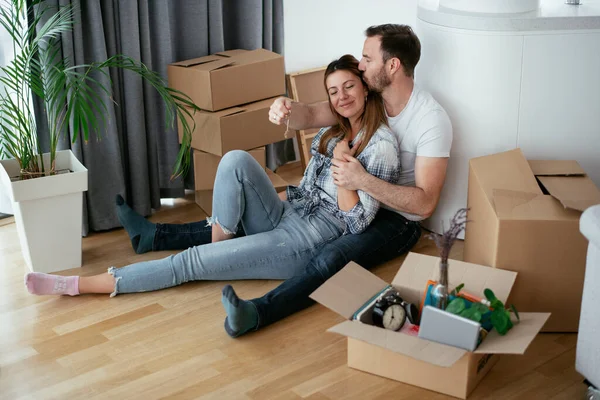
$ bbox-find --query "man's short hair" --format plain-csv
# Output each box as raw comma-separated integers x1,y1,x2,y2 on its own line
365,24,421,78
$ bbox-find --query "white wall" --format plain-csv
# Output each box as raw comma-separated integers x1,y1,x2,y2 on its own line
283,0,418,73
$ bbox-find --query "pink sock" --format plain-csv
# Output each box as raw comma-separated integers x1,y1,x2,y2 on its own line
25,273,80,296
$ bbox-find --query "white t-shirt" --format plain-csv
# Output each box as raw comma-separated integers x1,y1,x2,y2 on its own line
384,84,453,221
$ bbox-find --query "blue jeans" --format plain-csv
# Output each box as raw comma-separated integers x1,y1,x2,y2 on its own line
249,208,421,330
110,150,344,296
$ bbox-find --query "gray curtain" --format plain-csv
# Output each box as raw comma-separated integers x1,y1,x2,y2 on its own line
34,0,292,235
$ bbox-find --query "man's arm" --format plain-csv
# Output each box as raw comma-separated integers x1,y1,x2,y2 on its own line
333,155,448,219
269,98,337,130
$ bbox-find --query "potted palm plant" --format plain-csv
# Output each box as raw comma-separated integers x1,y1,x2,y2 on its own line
0,0,199,273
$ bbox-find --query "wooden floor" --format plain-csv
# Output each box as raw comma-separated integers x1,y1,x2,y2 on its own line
0,162,586,400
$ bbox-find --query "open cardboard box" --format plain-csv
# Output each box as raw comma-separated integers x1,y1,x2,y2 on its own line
310,252,550,399
464,148,600,332
167,49,285,112
179,97,287,156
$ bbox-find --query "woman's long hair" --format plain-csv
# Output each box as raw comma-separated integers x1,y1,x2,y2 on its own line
318,54,387,157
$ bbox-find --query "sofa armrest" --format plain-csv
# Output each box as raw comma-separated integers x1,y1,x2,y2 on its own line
581,205,600,248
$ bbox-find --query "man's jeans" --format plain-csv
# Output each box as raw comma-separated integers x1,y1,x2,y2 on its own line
250,208,421,329
110,150,344,296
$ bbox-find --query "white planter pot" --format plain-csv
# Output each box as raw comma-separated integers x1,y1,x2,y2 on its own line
0,179,13,214
0,150,88,273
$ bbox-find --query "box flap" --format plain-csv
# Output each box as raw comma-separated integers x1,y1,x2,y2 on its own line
537,176,600,212
233,48,282,64
214,49,247,57
328,320,467,367
474,312,550,354
193,58,236,72
469,149,542,206
196,106,245,119
492,188,582,221
492,189,539,219
391,253,517,306
171,55,224,67
310,262,389,320
236,97,279,112
212,107,246,118
528,160,586,176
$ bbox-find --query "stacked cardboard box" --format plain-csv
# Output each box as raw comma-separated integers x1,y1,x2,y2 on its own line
168,49,290,214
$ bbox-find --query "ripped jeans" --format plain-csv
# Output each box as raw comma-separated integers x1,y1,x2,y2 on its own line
109,150,345,296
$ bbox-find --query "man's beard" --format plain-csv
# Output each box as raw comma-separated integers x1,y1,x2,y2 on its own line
367,66,391,93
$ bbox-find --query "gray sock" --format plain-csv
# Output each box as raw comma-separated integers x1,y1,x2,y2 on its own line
115,194,156,254
221,284,259,338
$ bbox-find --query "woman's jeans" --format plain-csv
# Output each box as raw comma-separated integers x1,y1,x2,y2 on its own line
109,150,345,296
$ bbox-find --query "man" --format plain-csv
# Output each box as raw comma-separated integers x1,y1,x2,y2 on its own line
220,24,453,338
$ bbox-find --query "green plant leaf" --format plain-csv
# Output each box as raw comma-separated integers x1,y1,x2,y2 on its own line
472,303,490,314
490,299,503,310
490,309,514,335
510,304,520,321
483,288,497,302
490,310,508,335
450,283,464,297
0,0,201,177
460,307,482,322
446,298,466,315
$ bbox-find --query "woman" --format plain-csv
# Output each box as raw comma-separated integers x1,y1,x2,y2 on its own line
25,54,400,299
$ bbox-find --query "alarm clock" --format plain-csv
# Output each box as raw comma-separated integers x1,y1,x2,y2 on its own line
372,292,420,331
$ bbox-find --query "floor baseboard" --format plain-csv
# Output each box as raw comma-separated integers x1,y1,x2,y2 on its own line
0,214,14,226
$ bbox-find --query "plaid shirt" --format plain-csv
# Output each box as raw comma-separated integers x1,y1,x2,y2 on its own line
286,125,400,235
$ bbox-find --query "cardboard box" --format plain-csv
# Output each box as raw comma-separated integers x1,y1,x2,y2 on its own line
310,252,549,399
193,147,266,191
180,97,287,156
168,49,285,111
464,148,600,332
195,168,288,215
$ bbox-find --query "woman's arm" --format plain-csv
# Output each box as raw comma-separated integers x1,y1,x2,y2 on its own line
294,128,329,193
337,187,359,211
333,139,361,211
286,128,330,202
335,132,400,234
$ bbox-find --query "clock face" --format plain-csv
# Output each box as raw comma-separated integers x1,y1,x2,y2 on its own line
382,304,407,331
